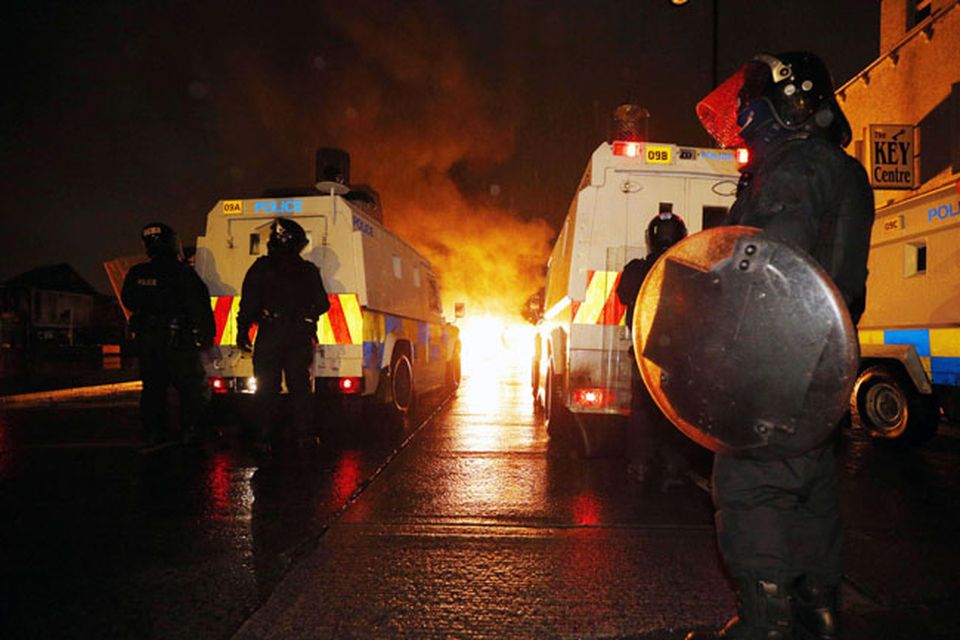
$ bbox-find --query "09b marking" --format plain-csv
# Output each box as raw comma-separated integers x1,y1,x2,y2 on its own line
645,145,672,164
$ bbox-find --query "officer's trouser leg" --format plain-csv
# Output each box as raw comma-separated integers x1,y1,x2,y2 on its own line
791,445,842,584
253,342,283,445
792,446,842,639
171,349,211,440
710,444,841,638
628,371,658,478
284,340,315,440
713,444,840,583
139,350,170,442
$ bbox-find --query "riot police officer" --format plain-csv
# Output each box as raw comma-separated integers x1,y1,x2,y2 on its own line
122,223,215,450
686,52,873,639
618,206,687,331
236,217,330,455
617,207,693,489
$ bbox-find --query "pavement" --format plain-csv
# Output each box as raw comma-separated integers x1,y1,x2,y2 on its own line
3,364,958,638
0,380,142,404
227,363,960,640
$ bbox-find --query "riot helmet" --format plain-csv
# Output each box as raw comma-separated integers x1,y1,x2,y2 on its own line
646,210,688,256
696,51,851,149
267,217,308,255
141,223,182,260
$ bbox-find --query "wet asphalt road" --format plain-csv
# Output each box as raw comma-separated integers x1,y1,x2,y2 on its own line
1,363,960,639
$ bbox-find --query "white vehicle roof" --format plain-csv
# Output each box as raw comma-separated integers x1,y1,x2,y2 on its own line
544,141,741,318
194,193,443,323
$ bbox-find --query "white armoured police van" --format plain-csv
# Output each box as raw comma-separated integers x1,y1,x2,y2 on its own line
194,150,461,415
852,183,960,444
532,138,740,456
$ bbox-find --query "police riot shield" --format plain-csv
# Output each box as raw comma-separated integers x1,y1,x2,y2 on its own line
633,226,859,459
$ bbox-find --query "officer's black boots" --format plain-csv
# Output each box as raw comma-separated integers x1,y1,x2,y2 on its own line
685,579,794,640
793,577,838,640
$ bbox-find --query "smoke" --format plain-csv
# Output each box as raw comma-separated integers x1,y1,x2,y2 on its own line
316,2,554,319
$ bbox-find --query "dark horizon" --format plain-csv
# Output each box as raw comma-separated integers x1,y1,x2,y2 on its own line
2,0,880,303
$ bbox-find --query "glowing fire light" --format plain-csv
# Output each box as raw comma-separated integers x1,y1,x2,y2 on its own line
457,314,536,379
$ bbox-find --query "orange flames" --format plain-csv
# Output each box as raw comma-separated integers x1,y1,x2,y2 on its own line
213,3,556,371
319,3,554,324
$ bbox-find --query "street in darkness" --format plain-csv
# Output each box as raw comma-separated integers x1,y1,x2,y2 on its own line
1,360,959,639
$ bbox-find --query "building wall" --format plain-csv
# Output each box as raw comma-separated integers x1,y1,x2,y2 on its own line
839,0,960,209
842,1,960,334
879,0,955,50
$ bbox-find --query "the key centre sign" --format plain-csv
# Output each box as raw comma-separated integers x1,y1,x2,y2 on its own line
868,124,915,190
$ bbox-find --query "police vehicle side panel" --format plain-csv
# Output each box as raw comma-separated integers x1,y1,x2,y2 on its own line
195,195,457,401
536,142,738,427
852,184,960,436
355,218,449,394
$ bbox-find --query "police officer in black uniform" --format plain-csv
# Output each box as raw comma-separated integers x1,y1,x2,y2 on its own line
122,223,215,450
687,52,873,640
617,207,693,489
236,217,330,455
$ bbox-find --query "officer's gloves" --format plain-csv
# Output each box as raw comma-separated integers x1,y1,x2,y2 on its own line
237,328,253,353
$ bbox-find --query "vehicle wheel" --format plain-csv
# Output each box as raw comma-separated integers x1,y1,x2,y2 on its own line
531,336,541,398
544,366,571,437
532,360,544,415
531,359,540,400
446,351,461,389
391,353,415,414
851,365,939,445
575,414,627,459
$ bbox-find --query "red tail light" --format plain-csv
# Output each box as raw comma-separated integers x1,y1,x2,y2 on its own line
338,377,363,395
210,376,228,394
572,387,615,409
612,141,641,158
736,147,750,166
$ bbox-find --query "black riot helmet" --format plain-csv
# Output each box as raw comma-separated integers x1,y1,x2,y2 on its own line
697,51,852,149
646,210,688,256
141,223,182,260
267,217,308,255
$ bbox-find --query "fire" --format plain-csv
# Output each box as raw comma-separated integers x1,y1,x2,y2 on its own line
457,313,536,377
215,3,556,338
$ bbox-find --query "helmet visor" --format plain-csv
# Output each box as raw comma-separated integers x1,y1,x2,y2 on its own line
696,60,775,148
696,68,746,149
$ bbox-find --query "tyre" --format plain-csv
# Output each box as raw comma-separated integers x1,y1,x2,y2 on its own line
575,413,627,459
532,360,544,415
390,352,415,414
531,336,541,399
544,366,571,437
446,351,461,389
851,364,939,445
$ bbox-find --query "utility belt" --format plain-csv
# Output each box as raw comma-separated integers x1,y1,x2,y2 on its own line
259,309,316,327
135,314,203,349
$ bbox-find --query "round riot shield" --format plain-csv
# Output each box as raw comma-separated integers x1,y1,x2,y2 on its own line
633,226,859,459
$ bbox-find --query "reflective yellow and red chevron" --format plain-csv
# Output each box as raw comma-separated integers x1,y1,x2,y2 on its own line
210,294,363,346
571,270,626,325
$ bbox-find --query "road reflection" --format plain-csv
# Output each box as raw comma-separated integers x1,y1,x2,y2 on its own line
570,491,602,525
204,451,255,520
332,449,363,505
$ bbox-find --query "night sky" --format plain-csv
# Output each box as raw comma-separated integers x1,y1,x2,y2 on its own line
2,0,880,315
